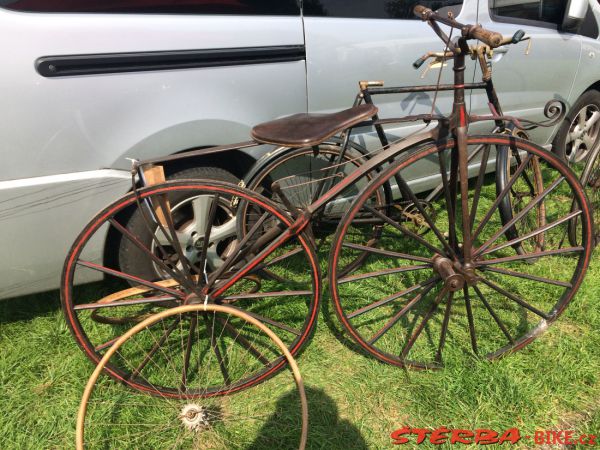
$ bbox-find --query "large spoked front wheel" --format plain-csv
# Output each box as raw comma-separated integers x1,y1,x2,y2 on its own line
76,304,308,450
62,180,320,397
329,135,593,369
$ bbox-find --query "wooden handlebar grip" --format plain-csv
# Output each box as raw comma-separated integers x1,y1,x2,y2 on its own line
413,5,432,19
468,25,503,48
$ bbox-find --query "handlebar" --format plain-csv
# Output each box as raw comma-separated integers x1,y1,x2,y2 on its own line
414,5,503,48
412,29,528,71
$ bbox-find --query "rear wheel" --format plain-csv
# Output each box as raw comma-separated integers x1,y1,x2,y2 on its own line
242,143,388,276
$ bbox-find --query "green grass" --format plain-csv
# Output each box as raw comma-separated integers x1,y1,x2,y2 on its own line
1,256,600,449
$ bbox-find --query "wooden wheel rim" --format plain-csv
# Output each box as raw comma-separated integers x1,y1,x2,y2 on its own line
76,304,308,450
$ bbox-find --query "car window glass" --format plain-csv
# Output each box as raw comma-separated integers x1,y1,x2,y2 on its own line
0,0,300,15
303,0,463,19
489,0,566,25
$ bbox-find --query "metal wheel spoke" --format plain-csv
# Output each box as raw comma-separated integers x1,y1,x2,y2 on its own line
578,109,587,127
154,195,198,283
244,310,302,336
472,285,514,344
207,212,270,289
132,317,181,378
338,264,430,284
368,282,436,345
400,287,448,360
210,218,238,244
435,291,454,363
74,295,177,311
478,276,550,320
221,290,312,302
473,153,534,242
262,247,304,268
475,176,564,257
586,110,600,128
395,174,457,258
155,228,189,247
583,134,595,150
469,144,491,231
342,242,432,264
76,260,184,298
348,276,440,319
463,287,478,354
479,209,581,257
477,246,584,266
131,188,192,285
204,315,231,386
95,336,121,352
108,218,196,293
480,266,572,288
216,318,271,366
362,203,445,256
181,315,198,391
210,228,293,298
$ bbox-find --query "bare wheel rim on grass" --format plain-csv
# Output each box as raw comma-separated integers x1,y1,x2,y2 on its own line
329,135,593,369
61,180,320,397
76,304,308,450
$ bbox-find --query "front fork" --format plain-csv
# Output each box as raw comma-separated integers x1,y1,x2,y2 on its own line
455,123,474,266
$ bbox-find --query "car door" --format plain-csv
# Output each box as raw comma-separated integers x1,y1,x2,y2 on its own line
472,0,582,145
302,0,478,149
0,0,306,299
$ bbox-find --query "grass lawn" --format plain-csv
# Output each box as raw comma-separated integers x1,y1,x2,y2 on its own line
1,255,599,449
1,164,600,449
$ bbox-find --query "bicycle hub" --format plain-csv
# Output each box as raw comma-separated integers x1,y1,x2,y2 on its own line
432,254,464,292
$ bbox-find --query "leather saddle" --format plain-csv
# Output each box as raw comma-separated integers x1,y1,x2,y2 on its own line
251,104,378,147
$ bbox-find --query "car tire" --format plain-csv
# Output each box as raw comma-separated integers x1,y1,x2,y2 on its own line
552,89,600,164
118,166,239,281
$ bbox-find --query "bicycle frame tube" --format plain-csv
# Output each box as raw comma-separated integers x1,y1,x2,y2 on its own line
454,37,473,266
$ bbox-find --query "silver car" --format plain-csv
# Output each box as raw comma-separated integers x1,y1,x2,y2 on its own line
1,0,599,299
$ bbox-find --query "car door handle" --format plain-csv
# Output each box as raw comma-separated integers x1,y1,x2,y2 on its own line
494,46,509,54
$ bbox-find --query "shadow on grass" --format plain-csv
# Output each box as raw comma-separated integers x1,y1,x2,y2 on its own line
249,385,368,450
0,279,117,325
0,289,61,325
320,293,373,360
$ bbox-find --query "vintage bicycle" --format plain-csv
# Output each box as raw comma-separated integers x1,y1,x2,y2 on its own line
61,5,593,401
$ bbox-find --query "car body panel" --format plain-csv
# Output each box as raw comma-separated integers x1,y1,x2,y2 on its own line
0,9,306,299
2,0,600,299
0,170,131,298
475,3,584,145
